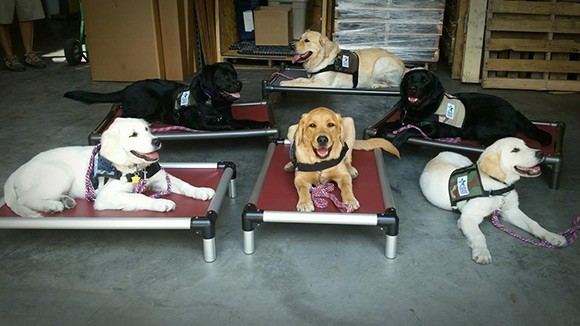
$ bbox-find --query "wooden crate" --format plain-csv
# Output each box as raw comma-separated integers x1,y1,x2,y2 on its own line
482,0,580,91
333,0,445,64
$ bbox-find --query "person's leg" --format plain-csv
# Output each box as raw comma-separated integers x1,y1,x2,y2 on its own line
0,24,14,57
19,20,33,54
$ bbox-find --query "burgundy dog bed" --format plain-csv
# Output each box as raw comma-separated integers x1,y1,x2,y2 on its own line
0,162,236,263
364,101,565,189
242,140,399,259
88,101,279,145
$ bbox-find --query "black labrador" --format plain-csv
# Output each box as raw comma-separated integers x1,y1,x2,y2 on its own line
375,69,552,148
64,62,269,131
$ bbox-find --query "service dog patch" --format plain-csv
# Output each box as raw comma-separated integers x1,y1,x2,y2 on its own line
434,93,466,128
448,164,484,209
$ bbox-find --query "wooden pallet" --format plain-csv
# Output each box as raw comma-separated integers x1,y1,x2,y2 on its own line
482,0,580,91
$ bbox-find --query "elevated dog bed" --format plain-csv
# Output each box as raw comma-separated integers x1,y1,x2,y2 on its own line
364,101,565,189
261,63,401,100
88,101,279,145
0,162,236,263
242,140,399,259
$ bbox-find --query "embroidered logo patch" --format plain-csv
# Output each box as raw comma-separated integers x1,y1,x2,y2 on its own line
448,164,484,208
446,102,455,119
341,55,350,68
180,91,190,106
457,175,469,196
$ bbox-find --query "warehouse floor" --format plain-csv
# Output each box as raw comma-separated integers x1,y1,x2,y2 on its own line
0,19,578,325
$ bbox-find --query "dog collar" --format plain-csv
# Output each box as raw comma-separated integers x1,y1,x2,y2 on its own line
291,143,350,172
91,152,161,189
448,164,514,209
310,50,360,88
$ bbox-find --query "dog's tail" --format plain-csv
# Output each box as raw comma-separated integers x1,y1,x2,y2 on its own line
515,111,552,146
63,90,124,104
3,173,42,218
353,138,400,158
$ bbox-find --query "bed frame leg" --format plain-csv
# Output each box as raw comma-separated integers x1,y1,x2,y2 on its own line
549,161,561,189
203,238,216,262
385,235,397,259
243,230,255,254
228,179,237,198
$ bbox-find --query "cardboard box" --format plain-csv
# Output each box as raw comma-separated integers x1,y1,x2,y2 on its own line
253,6,292,46
83,0,198,82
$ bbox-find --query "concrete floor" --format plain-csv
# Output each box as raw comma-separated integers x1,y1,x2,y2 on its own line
0,19,579,325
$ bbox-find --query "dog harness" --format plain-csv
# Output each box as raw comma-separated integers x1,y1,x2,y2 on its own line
310,50,360,88
448,164,514,210
433,93,466,128
290,142,350,172
90,150,161,190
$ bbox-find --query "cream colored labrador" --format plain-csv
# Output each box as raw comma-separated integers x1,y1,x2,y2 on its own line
419,137,566,264
285,107,399,212
280,30,405,89
3,118,214,217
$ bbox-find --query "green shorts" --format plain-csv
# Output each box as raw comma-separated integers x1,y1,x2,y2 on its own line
0,0,45,25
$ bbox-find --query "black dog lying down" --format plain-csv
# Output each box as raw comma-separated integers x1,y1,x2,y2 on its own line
64,62,269,131
375,69,552,148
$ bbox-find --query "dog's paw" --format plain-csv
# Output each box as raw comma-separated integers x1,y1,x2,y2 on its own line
60,195,76,209
296,200,315,212
187,187,215,201
44,200,66,213
284,161,295,172
343,198,360,211
472,247,492,264
348,166,359,178
543,232,567,247
152,199,176,212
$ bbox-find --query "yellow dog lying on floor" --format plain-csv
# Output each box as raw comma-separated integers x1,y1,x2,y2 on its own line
285,107,400,212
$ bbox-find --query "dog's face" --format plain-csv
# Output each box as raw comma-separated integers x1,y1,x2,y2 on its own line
478,137,544,183
100,118,161,167
291,31,338,69
400,69,445,111
195,62,242,102
295,107,345,162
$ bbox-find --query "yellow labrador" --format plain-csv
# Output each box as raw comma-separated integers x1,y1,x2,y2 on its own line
280,30,405,89
286,107,399,212
3,118,215,217
419,137,566,264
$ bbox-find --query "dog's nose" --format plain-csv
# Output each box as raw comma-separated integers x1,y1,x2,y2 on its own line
409,85,417,94
152,138,161,148
535,150,544,159
317,135,328,147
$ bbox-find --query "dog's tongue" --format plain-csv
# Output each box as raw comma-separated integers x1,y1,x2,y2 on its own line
229,92,241,99
142,151,159,161
317,147,329,158
518,164,541,175
408,96,419,103
291,54,302,64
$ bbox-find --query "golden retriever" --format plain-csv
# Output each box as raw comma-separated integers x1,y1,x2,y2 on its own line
279,31,405,89
286,107,400,212
419,137,566,264
3,118,215,217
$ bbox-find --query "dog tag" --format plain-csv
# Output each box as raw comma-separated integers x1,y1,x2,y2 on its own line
180,91,190,106
131,175,141,184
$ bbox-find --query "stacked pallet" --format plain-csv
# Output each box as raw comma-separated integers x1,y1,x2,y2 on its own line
483,0,580,91
333,0,445,64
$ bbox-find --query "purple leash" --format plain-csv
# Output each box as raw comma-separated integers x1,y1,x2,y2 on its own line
310,183,353,213
393,124,462,143
491,210,579,248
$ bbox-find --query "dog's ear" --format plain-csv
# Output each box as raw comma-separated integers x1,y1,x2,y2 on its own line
295,113,308,145
287,124,298,142
429,71,445,99
320,34,338,56
100,121,129,165
341,117,356,148
478,148,507,181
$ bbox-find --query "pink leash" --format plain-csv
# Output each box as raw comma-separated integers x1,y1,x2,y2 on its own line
393,124,462,143
490,210,579,248
151,125,204,133
271,71,295,80
310,183,353,213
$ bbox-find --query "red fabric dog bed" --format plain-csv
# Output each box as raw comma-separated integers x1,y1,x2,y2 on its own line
242,140,399,259
0,162,236,263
